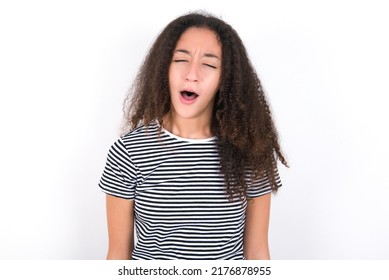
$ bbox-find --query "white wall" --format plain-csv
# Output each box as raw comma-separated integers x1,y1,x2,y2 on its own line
0,0,388,259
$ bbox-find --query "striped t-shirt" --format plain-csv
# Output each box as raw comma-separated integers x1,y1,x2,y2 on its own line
99,122,280,260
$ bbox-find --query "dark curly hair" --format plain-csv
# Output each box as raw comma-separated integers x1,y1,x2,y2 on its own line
122,11,288,201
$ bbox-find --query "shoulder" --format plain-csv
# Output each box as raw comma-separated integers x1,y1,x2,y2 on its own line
105,122,161,167
120,122,160,146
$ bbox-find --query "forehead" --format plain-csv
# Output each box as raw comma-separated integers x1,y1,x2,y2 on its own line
175,27,222,55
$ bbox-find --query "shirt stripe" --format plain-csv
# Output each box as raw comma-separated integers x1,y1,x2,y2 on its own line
99,122,281,260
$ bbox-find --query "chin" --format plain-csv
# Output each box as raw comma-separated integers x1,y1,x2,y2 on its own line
174,112,199,120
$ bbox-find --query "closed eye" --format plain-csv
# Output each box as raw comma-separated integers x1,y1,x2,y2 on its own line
173,59,188,63
203,63,217,69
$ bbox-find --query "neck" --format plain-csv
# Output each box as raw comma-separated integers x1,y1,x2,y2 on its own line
163,111,214,139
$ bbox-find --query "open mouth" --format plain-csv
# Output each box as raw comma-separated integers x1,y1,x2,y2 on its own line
180,90,199,101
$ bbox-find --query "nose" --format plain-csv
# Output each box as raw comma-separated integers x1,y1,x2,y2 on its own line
185,62,199,82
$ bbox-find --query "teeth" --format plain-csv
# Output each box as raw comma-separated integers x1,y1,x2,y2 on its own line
182,91,195,96
181,91,198,100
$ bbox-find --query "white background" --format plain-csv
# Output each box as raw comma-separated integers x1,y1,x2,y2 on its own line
0,0,388,259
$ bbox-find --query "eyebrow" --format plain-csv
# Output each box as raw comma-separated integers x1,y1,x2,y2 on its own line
174,49,220,60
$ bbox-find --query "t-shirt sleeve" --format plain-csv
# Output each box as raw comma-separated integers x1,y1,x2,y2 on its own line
98,138,137,200
247,164,282,199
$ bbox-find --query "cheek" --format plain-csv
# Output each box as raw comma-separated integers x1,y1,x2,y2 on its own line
168,68,176,90
169,66,181,84
209,73,221,91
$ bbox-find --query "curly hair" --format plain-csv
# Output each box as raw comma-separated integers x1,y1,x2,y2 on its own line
122,11,288,201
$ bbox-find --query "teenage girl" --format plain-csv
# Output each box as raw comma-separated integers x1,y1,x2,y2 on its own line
99,12,287,260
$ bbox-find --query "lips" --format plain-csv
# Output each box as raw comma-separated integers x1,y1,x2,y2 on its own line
179,90,199,104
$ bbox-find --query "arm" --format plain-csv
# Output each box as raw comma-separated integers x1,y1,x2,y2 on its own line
105,194,135,260
243,193,271,260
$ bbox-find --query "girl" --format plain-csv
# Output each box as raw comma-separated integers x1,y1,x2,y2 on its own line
99,12,287,260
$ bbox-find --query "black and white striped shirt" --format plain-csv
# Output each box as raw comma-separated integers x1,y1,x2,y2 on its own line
99,122,280,260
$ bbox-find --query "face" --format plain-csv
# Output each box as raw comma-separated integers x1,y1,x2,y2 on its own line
168,27,222,123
